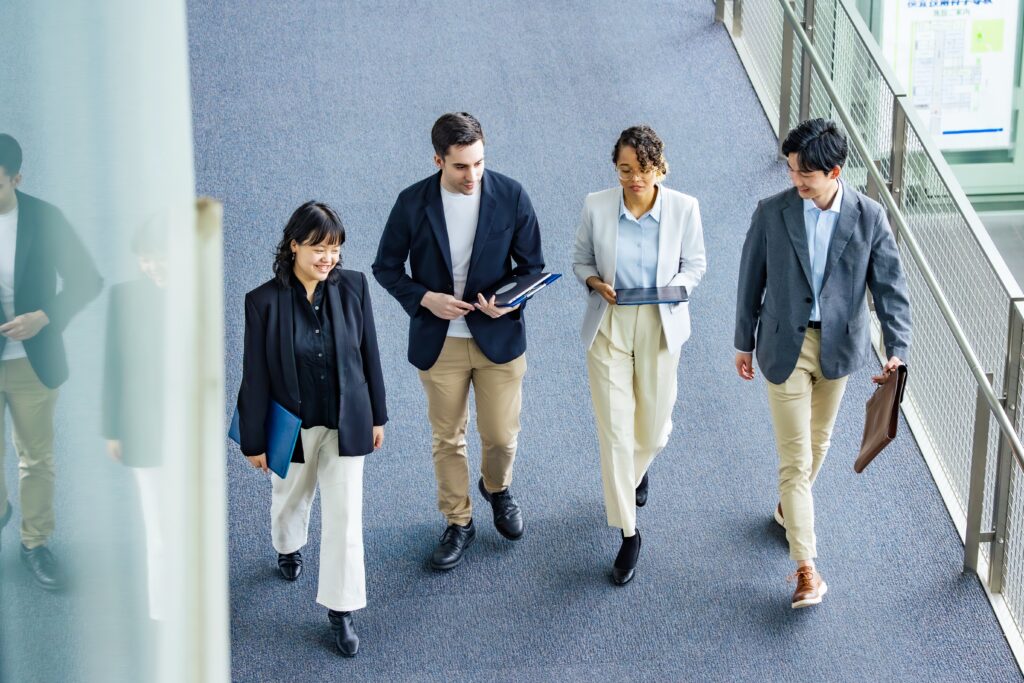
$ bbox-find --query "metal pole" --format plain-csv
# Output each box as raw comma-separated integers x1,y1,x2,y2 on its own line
777,4,796,153
965,373,995,575
715,0,726,24
989,305,1024,592
734,0,744,37
888,104,907,242
797,0,816,121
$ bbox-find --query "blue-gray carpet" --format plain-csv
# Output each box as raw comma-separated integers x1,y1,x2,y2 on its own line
188,2,1021,681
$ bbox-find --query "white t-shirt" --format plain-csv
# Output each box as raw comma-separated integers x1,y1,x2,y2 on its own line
0,205,24,360
440,182,481,339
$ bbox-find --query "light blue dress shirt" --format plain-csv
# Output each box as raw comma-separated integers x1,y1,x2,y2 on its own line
615,187,662,289
804,180,843,322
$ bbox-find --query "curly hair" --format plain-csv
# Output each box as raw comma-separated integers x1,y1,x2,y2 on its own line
273,201,345,287
612,125,669,176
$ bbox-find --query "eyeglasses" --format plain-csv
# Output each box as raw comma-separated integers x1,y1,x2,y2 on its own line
617,167,655,180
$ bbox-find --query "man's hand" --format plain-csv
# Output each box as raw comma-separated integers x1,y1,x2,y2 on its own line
421,292,475,320
475,293,519,319
246,454,269,472
872,356,904,385
586,276,616,305
735,352,755,380
106,440,123,463
0,311,49,341
373,426,384,450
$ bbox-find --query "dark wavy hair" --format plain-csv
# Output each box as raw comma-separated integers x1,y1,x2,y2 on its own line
781,118,848,173
431,112,484,158
612,125,669,176
273,201,345,287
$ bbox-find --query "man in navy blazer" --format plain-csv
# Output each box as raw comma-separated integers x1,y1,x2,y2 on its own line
734,119,911,609
373,113,544,570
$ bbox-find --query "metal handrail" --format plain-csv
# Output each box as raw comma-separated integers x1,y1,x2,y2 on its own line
777,0,1024,472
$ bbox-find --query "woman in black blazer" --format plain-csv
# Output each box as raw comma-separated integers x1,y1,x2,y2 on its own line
237,201,387,658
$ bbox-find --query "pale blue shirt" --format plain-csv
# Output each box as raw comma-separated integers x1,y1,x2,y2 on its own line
615,187,662,289
804,180,843,322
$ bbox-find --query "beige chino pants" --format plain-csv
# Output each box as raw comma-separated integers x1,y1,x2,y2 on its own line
587,304,680,536
765,329,848,561
0,358,59,549
419,337,526,526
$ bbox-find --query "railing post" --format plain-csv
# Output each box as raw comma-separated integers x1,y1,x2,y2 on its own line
989,305,1024,592
777,3,796,154
888,103,908,242
965,372,995,575
797,0,816,121
715,0,726,24
733,0,744,37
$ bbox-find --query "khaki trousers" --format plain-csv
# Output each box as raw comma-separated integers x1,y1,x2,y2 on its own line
419,337,526,526
765,329,848,561
0,358,58,549
271,426,366,612
587,304,680,536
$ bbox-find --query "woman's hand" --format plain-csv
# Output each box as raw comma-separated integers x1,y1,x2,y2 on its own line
586,276,616,305
247,454,269,472
372,426,384,450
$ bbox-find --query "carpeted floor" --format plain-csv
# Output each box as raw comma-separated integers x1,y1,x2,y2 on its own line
187,2,1022,680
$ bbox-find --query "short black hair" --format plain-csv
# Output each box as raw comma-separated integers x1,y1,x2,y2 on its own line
0,134,23,177
781,118,848,173
612,125,669,176
431,112,484,159
273,201,346,287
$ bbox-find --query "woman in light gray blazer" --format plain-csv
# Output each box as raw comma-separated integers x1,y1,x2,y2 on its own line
572,125,706,585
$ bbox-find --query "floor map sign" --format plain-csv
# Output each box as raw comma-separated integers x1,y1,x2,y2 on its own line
883,0,1020,151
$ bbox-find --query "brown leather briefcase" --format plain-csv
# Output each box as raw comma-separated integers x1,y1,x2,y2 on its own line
855,364,908,473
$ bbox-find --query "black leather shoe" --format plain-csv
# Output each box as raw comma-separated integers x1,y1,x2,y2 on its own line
327,609,359,657
478,477,524,540
278,551,303,581
636,473,650,508
20,544,67,591
430,520,475,570
611,529,641,586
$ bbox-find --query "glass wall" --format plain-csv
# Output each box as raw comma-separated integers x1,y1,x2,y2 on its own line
0,2,228,682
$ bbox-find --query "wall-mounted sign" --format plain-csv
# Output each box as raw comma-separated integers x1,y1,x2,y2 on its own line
882,0,1020,151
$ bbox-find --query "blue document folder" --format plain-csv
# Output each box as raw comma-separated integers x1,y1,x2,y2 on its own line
488,272,561,307
228,400,301,479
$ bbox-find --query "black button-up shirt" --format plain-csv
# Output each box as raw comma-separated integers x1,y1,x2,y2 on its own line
291,276,340,429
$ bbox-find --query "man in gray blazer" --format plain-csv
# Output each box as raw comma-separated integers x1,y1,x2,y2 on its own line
734,119,911,609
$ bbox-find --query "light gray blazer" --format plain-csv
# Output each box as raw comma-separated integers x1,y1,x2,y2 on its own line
572,186,707,351
734,185,911,384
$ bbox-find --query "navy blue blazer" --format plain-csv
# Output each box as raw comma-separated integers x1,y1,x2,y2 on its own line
372,169,545,370
237,269,388,460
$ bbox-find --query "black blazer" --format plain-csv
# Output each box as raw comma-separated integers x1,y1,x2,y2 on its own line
1,191,103,388
237,269,388,460
372,169,545,371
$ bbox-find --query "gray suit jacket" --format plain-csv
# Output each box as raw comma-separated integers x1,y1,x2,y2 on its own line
734,185,911,384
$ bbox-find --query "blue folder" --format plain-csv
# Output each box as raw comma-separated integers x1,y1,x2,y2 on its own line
228,400,301,479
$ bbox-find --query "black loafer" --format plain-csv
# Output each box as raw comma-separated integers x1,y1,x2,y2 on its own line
635,473,650,508
21,544,67,591
430,520,476,570
328,609,359,657
478,477,524,540
278,551,303,581
611,529,641,586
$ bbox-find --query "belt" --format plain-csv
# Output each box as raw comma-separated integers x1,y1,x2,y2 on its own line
807,321,822,329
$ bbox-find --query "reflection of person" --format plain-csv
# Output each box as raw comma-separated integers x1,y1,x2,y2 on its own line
237,202,387,658
734,119,911,609
0,134,103,590
572,126,706,586
373,112,544,571
102,221,166,621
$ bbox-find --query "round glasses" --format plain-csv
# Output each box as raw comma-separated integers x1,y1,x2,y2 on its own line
617,167,655,180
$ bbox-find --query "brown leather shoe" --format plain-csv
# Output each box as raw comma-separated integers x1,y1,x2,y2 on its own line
790,567,827,608
773,503,785,529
